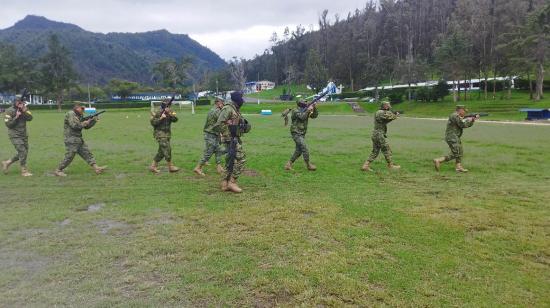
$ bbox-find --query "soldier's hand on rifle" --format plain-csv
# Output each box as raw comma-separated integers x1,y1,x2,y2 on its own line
307,105,314,112
15,110,22,118
160,112,167,119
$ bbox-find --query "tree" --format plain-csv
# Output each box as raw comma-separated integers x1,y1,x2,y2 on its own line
229,57,246,91
40,35,78,110
0,43,36,93
526,3,549,100
435,31,471,102
107,79,139,100
304,49,328,92
153,56,193,89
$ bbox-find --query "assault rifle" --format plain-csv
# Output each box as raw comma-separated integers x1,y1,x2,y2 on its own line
465,112,489,118
225,118,251,181
81,110,106,121
391,110,404,115
302,88,331,110
160,94,176,117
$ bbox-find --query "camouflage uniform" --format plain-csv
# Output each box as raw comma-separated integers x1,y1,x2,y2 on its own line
289,107,318,163
443,112,474,163
4,106,33,167
200,106,224,165
367,109,398,164
57,110,97,170
214,102,246,179
150,109,178,163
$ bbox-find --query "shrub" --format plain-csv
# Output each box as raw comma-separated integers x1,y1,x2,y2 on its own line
195,98,211,106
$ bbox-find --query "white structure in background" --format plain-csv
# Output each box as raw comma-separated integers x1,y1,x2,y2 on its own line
359,77,516,92
244,80,276,94
307,81,343,101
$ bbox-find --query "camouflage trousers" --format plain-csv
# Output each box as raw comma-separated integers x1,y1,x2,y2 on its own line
200,132,224,165
367,132,393,164
154,137,172,163
58,139,96,170
444,138,463,163
9,137,29,167
290,133,310,163
223,141,246,180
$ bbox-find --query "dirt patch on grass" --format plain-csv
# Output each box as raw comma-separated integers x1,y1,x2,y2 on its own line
93,219,132,235
0,249,50,280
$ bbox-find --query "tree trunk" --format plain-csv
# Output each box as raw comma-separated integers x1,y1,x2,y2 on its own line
535,61,544,101
56,92,63,112
453,80,458,103
492,69,497,100
507,77,512,100
528,72,533,100
484,75,488,100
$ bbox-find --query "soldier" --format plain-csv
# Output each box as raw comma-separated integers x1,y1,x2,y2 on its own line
149,99,180,174
433,105,479,172
213,91,250,193
54,104,106,176
193,97,226,176
2,95,33,176
362,101,401,171
284,100,318,171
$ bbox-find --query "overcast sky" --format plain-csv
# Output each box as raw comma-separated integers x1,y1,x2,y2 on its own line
0,0,365,60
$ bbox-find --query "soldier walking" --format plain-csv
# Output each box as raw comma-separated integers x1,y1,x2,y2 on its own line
149,99,180,174
193,97,225,176
362,101,401,171
284,100,318,171
213,91,250,193
54,104,106,176
433,105,479,172
2,95,33,177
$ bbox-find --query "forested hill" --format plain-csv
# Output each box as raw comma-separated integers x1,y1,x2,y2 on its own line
0,15,226,84
245,0,548,95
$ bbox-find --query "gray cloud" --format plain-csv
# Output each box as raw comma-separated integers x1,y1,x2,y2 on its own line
0,0,366,59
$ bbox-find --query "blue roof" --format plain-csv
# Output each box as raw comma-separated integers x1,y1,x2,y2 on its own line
519,108,550,112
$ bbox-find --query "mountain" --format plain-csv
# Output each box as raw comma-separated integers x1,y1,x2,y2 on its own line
0,15,226,84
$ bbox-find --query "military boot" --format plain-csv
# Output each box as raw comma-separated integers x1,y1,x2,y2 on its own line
221,179,229,191
306,162,317,171
21,167,33,177
92,164,107,175
388,163,401,170
433,157,445,172
149,161,160,174
193,163,206,176
284,161,293,170
455,163,469,173
2,160,13,174
361,161,373,172
227,177,243,193
167,162,180,173
216,164,225,175
54,169,67,177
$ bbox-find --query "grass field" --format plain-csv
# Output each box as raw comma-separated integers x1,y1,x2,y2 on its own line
1,106,549,306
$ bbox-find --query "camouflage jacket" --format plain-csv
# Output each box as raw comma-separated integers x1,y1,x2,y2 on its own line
372,109,397,136
290,107,318,135
213,102,242,143
203,106,221,135
445,112,474,140
64,110,96,143
4,107,33,139
150,109,178,139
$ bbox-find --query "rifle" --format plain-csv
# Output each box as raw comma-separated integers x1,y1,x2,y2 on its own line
160,94,176,117
465,112,489,118
303,88,331,110
81,110,106,121
391,110,404,115
225,123,239,181
225,118,251,180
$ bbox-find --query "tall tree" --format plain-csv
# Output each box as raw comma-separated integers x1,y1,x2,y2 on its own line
40,35,78,110
304,49,328,92
229,57,246,91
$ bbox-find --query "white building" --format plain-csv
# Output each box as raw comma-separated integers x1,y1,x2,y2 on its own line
245,80,276,93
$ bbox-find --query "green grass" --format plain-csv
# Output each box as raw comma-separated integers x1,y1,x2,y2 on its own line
246,84,314,100
1,107,549,306
359,90,550,121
